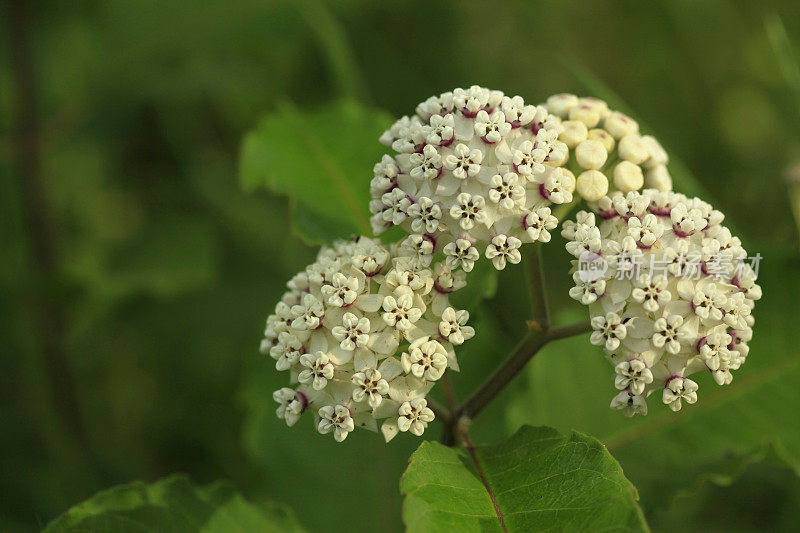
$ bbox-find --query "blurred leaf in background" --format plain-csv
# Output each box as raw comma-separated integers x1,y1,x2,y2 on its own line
43,475,304,532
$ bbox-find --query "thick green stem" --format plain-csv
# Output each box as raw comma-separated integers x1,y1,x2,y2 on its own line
523,245,549,331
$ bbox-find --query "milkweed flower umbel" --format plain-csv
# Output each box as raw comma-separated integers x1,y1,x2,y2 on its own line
371,86,571,272
563,189,760,416
260,237,473,442
371,86,673,272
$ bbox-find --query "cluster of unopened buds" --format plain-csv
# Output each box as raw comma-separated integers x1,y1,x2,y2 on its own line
261,237,474,442
563,189,760,416
370,86,673,272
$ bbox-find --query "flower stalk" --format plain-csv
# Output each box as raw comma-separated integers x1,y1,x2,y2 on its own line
439,248,592,443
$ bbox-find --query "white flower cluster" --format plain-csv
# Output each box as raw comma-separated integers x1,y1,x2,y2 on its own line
371,86,570,272
543,94,673,202
563,189,760,416
261,236,474,442
370,86,673,273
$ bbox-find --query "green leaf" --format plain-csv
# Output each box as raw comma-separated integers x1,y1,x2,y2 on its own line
507,252,800,511
44,475,304,533
401,425,649,533
239,99,391,243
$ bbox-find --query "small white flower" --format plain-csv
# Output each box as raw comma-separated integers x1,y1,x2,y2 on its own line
524,207,558,243
318,404,355,442
631,274,671,313
539,169,574,204
662,377,698,412
351,369,389,408
449,193,487,230
399,234,434,268
290,293,324,330
269,331,303,371
444,143,483,180
590,312,627,351
426,113,454,146
273,388,305,427
320,272,360,307
565,226,601,257
407,197,443,234
381,188,412,225
438,307,474,345
331,312,371,351
409,144,443,181
485,234,522,270
569,272,606,305
298,351,335,390
384,268,433,297
699,327,732,371
401,337,449,381
652,314,686,354
474,110,511,143
691,283,726,321
614,359,653,395
397,398,435,436
488,172,526,210
511,140,546,178
443,238,480,272
627,214,663,248
610,390,648,417
382,294,423,331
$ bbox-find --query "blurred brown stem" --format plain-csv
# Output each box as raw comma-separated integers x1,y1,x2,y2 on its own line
7,0,90,451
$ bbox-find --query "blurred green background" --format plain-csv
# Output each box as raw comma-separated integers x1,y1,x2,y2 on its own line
2,0,800,531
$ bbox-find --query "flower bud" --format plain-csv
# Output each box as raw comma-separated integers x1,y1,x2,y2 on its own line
604,111,639,139
588,128,615,152
575,140,608,170
559,120,588,148
576,170,609,201
645,165,672,191
618,135,649,165
546,93,579,117
613,161,644,192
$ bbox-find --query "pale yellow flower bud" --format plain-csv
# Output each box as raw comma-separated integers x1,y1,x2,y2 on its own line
645,165,672,191
613,161,644,192
569,104,601,128
575,140,608,170
576,170,609,201
546,93,579,117
588,128,615,152
559,120,588,149
604,111,639,139
618,135,649,165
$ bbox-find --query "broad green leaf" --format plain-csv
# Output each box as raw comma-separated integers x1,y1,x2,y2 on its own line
239,99,391,243
44,475,304,532
507,252,800,510
401,425,649,533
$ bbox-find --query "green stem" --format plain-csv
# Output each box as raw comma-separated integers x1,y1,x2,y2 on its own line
523,245,549,331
